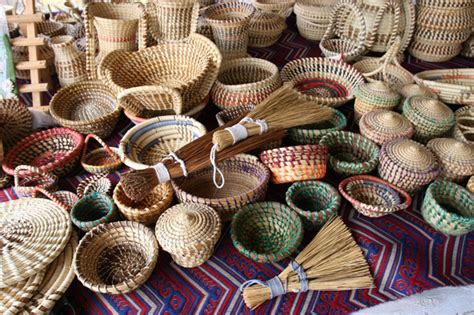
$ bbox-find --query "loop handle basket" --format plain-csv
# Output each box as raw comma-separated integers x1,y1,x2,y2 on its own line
81,134,122,174
14,165,57,198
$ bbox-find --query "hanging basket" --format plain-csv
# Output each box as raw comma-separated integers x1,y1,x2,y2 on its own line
81,134,122,174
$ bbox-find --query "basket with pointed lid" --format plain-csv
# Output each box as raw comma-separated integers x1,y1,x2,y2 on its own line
155,203,222,268
396,83,438,112
354,81,400,122
427,138,474,182
359,110,414,145
379,138,440,194
403,96,455,143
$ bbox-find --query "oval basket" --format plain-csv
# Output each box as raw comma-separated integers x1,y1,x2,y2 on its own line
81,134,122,174
70,192,118,232
231,201,303,263
74,221,159,294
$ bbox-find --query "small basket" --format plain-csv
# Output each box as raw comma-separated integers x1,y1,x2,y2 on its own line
76,174,112,199
354,81,400,122
119,115,207,170
81,134,122,174
294,0,334,41
427,138,474,182
359,110,414,146
320,131,380,176
421,180,474,236
155,203,222,268
37,20,66,37
251,0,295,18
378,138,440,194
74,221,159,294
172,154,270,222
452,106,474,145
211,57,281,110
71,192,118,232
289,108,347,144
248,10,286,48
285,180,340,229
0,99,33,150
14,165,57,198
339,175,412,217
259,145,328,184
2,128,84,177
467,176,474,193
231,201,303,263
281,57,364,107
114,182,174,225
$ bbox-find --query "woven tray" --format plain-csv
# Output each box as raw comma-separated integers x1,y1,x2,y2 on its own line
0,269,45,314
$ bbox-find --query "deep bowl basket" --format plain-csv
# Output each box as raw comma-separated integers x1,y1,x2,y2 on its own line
70,192,118,232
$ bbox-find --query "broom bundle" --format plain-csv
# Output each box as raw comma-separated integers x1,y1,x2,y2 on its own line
120,83,332,201
240,216,374,310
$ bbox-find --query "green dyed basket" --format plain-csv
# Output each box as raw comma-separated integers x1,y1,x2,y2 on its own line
285,180,341,229
288,108,347,144
71,192,118,232
320,131,380,176
231,202,303,263
421,180,474,236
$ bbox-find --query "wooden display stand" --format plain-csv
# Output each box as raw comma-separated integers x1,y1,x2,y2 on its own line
6,0,49,110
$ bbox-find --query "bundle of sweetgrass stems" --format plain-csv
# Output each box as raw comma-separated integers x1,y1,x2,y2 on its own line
241,216,374,310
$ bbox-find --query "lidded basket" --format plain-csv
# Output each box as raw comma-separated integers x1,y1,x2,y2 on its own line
359,110,414,145
155,203,222,268
396,83,438,111
354,81,400,122
427,138,474,182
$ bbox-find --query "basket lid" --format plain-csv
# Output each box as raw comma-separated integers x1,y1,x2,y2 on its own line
427,138,474,169
404,96,454,123
361,110,413,136
155,203,221,251
398,84,437,100
356,81,400,103
383,139,439,172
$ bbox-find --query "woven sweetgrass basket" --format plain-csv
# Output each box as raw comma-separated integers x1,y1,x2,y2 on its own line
248,10,286,48
74,221,159,294
286,180,340,229
427,138,474,182
81,134,122,174
251,0,295,18
32,188,79,212
354,81,400,122
294,0,335,41
0,99,33,150
421,180,474,236
70,192,118,232
396,83,438,112
452,106,474,145
359,110,414,146
231,201,303,263
14,165,57,198
76,174,112,199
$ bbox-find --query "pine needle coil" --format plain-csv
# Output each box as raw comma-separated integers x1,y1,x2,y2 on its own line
0,99,33,150
231,201,303,263
319,131,380,176
81,134,122,174
74,221,159,294
354,81,400,122
359,110,414,145
421,180,474,236
452,106,474,145
70,192,118,232
76,174,112,199
248,10,286,47
14,165,57,198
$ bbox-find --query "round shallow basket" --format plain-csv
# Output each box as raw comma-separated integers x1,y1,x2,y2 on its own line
74,221,159,294
354,81,400,122
155,203,222,268
0,99,33,150
339,175,412,217
320,131,380,176
0,198,71,287
286,180,340,229
421,180,474,236
467,176,474,193
172,154,270,222
259,144,328,184
114,182,174,225
359,110,414,146
251,0,295,18
37,20,66,37
71,192,118,232
427,138,474,182
453,106,474,145
231,201,303,263
378,139,440,194
289,108,347,144
76,174,112,199
2,128,84,177
81,134,122,174
119,115,207,170
281,57,364,107
248,10,286,48
402,96,455,143
211,57,281,110
49,81,121,139
14,165,57,198
0,269,45,314
414,68,474,105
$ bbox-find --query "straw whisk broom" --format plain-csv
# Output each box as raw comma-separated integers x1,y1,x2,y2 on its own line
240,216,374,310
120,83,333,201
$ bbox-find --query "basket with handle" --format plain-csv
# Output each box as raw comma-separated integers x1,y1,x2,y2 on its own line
14,165,57,198
81,134,122,174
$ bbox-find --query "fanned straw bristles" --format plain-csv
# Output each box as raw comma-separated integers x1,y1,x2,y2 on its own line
212,83,333,151
242,216,373,310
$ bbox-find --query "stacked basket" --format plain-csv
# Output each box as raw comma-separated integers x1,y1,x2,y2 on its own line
293,0,335,41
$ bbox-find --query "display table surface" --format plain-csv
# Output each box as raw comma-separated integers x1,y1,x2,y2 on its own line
4,15,473,315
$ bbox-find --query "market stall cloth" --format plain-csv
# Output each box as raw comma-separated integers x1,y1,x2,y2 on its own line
2,15,473,314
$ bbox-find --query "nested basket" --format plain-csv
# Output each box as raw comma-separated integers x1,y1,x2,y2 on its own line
71,192,118,232
339,175,412,218
359,110,414,146
119,115,207,170
251,0,295,18
452,106,474,145
74,221,159,294
114,182,174,225
281,57,364,107
0,99,33,150
402,96,455,143
2,128,84,177
421,180,474,236
286,180,340,229
259,145,328,184
172,154,270,222
155,203,222,268
378,138,440,194
427,138,474,182
50,81,121,139
294,0,335,41
319,131,380,176
76,174,112,199
211,57,281,110
354,81,400,122
231,201,303,263
248,10,286,48
14,165,57,198
81,134,122,174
